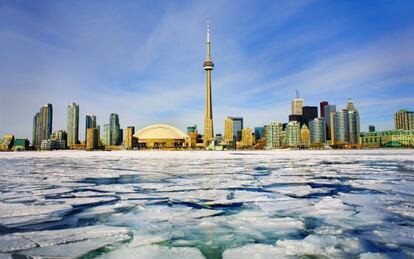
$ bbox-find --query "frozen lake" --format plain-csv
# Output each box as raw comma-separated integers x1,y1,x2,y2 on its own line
0,150,413,258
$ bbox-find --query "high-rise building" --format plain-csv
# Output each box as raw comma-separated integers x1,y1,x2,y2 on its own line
310,118,326,145
302,106,318,127
291,90,304,115
224,117,243,144
286,121,300,147
300,124,310,147
288,114,304,126
110,113,122,145
334,109,350,145
320,101,328,118
86,128,99,150
67,103,79,147
85,113,97,143
265,122,283,149
254,127,264,140
324,104,336,140
39,104,53,143
203,22,214,147
394,109,414,130
124,126,135,150
241,128,253,147
104,124,111,146
369,125,375,132
32,112,40,148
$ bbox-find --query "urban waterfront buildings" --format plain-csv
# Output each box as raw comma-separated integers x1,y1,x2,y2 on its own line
310,118,326,145
203,23,214,147
394,109,414,130
32,104,53,149
265,122,283,149
300,124,310,147
104,124,111,146
67,103,79,147
224,117,243,145
241,128,253,148
85,113,97,143
361,130,414,147
110,113,122,146
133,124,190,149
291,91,304,116
324,104,337,140
254,127,264,141
302,106,318,127
86,128,99,150
124,126,135,150
320,101,328,118
286,121,300,147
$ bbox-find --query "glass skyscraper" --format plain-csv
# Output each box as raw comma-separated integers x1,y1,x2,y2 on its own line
310,118,326,144
67,103,79,147
85,113,97,143
110,113,122,145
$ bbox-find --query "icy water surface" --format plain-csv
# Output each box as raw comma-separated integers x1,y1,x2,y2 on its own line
0,150,413,258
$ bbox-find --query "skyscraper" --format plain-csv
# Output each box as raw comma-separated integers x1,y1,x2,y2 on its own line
203,22,214,147
324,104,336,140
320,101,328,118
85,113,97,143
110,113,122,145
265,122,283,149
346,99,360,144
302,106,318,127
86,128,99,150
67,103,79,147
291,90,304,115
394,109,414,130
241,128,253,147
310,118,326,145
32,112,40,148
224,117,243,144
334,109,350,144
286,121,300,147
254,127,264,140
124,126,135,150
104,124,111,146
39,104,53,143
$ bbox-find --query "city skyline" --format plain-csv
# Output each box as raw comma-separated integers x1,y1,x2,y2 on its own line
1,1,414,139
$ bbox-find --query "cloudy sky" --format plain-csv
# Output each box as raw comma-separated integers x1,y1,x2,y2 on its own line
1,0,414,140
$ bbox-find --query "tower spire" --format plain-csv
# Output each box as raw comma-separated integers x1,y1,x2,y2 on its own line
203,21,214,148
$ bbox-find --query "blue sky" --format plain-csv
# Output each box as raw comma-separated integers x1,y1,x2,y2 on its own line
1,0,414,139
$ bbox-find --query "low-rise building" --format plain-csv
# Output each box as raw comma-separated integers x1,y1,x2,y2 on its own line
0,134,15,151
361,130,414,148
14,138,30,151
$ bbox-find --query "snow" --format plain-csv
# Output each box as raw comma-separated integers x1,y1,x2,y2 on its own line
0,150,413,258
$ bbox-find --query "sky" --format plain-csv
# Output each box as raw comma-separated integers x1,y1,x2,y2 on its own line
1,0,414,140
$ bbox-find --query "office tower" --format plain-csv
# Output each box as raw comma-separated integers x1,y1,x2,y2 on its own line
291,90,304,115
224,117,243,144
265,122,283,149
39,104,53,143
394,109,414,130
286,121,300,147
85,113,97,143
203,22,214,147
110,113,121,145
369,125,375,132
32,112,40,148
86,128,99,150
288,114,304,126
334,109,350,144
300,124,310,147
97,125,101,143
324,104,336,140
310,118,326,144
320,101,328,117
104,124,111,146
302,106,318,126
241,128,253,147
254,127,264,140
67,103,79,147
124,126,135,150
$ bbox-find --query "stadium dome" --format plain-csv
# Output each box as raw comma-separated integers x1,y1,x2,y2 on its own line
134,124,190,149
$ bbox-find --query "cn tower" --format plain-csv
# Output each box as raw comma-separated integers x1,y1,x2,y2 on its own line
203,22,214,147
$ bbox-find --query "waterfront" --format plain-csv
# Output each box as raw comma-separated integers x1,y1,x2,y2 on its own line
0,150,413,258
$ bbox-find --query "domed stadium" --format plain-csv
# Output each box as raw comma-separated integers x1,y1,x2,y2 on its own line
134,124,190,149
